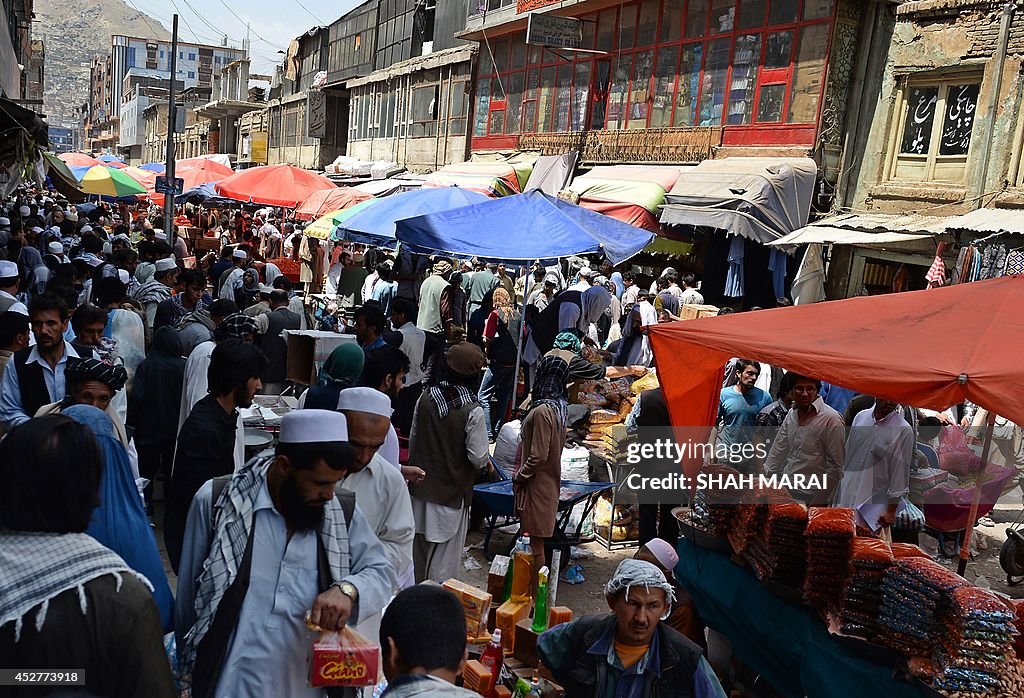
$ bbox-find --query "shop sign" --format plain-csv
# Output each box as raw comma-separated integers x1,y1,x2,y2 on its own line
246,131,268,164
517,0,559,13
307,90,327,139
525,13,583,49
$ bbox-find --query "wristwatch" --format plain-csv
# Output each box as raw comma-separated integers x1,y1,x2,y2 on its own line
334,581,359,603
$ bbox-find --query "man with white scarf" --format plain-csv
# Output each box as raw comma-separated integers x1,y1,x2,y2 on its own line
176,409,394,698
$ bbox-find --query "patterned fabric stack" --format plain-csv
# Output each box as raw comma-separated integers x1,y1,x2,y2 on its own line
742,498,808,589
878,557,966,657
932,586,1018,694
838,537,895,639
803,507,856,610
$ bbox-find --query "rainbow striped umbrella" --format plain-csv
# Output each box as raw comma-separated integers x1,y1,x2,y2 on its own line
78,166,148,197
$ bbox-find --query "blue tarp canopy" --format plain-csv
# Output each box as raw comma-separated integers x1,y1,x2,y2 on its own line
175,182,240,205
396,190,656,265
336,187,489,247
139,162,166,173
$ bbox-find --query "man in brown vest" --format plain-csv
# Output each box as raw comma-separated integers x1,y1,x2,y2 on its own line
407,342,490,583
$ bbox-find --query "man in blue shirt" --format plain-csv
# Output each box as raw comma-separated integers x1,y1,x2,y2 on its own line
718,359,772,452
355,303,387,357
538,559,726,698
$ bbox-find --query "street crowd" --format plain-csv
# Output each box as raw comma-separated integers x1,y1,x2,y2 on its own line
3,189,1016,698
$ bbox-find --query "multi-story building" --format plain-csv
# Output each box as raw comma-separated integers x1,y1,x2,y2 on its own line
49,125,75,153
141,87,213,163
1,0,37,100
84,35,245,153
194,59,270,163
25,38,43,102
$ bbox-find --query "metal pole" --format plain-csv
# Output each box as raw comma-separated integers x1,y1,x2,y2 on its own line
975,2,1015,200
163,15,179,246
957,412,997,576
512,264,528,409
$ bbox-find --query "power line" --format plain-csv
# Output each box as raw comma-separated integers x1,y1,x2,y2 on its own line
215,0,286,48
294,0,326,25
123,0,171,41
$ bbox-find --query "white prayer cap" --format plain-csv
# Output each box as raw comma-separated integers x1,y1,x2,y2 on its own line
279,409,348,444
155,257,177,272
6,301,28,316
80,225,93,233
118,269,131,284
232,249,248,260
337,387,394,417
30,226,42,234
48,241,64,255
0,217,10,226
18,205,30,216
259,284,273,296
0,260,18,277
154,231,168,241
102,241,113,255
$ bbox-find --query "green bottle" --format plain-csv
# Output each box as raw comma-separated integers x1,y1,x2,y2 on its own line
502,556,514,603
532,566,550,633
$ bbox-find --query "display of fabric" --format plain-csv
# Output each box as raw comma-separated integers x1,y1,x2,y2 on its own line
1004,248,1024,276
878,557,967,657
934,584,1017,693
742,497,808,589
725,235,745,298
838,537,895,640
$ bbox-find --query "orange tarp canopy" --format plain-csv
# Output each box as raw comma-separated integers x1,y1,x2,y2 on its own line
649,275,1024,475
215,164,336,207
293,187,372,221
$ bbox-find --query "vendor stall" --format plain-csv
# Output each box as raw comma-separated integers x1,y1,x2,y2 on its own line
423,161,533,197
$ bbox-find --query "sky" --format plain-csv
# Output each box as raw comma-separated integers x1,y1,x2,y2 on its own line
124,0,362,74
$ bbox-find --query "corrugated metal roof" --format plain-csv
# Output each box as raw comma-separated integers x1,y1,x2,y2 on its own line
943,207,1024,235
811,212,950,234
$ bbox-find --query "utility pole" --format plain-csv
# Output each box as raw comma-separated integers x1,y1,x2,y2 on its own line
163,14,179,247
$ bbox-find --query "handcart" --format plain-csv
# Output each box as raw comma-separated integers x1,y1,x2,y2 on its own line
473,460,615,561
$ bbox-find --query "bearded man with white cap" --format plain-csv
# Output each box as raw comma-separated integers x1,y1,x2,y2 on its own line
132,256,178,336
538,559,725,698
218,248,249,301
335,386,415,640
175,409,394,698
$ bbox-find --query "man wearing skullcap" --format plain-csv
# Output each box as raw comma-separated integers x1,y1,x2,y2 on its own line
538,559,725,698
407,342,490,583
0,294,92,430
416,260,451,383
635,540,706,647
133,257,178,337
336,386,415,640
0,259,20,313
175,409,394,698
218,248,248,301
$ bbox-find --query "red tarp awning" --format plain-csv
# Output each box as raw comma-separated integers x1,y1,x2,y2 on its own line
649,276,1024,475
215,164,336,207
293,187,372,221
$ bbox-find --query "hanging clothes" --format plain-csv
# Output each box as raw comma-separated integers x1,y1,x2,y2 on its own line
791,243,826,305
724,235,745,298
1004,247,1024,276
768,248,788,300
925,241,947,289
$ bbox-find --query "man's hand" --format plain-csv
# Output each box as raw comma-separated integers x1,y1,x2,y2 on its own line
401,465,426,484
310,586,354,632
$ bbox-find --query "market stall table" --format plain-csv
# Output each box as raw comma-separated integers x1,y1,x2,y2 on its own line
674,539,927,698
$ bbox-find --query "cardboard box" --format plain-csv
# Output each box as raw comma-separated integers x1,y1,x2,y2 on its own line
308,629,379,687
679,304,720,321
443,579,492,641
513,618,541,668
286,330,357,386
488,556,510,600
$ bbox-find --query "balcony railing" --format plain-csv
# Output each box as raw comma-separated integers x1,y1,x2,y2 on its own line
518,126,723,164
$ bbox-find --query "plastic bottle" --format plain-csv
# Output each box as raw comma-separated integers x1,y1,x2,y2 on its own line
527,673,543,697
479,629,503,688
532,566,550,633
502,557,514,603
511,533,533,603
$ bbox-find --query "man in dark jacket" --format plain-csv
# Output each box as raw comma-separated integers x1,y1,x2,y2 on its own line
537,559,725,698
256,289,301,394
164,339,267,573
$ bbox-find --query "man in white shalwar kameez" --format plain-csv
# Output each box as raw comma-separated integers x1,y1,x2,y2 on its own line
834,398,914,531
335,387,415,645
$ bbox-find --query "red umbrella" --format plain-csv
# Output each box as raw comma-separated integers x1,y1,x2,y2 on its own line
177,157,234,178
215,164,336,207
293,187,372,221
59,152,101,168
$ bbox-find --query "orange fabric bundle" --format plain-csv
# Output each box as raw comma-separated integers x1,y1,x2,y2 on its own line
890,543,931,559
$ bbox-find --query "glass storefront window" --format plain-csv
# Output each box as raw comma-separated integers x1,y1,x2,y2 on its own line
506,71,524,134
803,0,833,20
523,101,538,133
674,43,703,126
637,0,660,47
738,0,767,30
512,41,527,70
650,45,680,128
727,33,761,125
590,60,611,129
606,54,631,130
787,23,828,123
769,0,799,24
555,63,573,131
709,0,735,34
765,30,793,69
473,78,490,136
757,83,785,121
686,0,709,37
628,50,654,129
619,4,637,52
698,37,730,125
662,0,684,43
572,61,592,131
597,9,617,51
538,66,556,132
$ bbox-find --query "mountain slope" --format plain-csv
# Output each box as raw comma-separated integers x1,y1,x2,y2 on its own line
33,0,169,127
